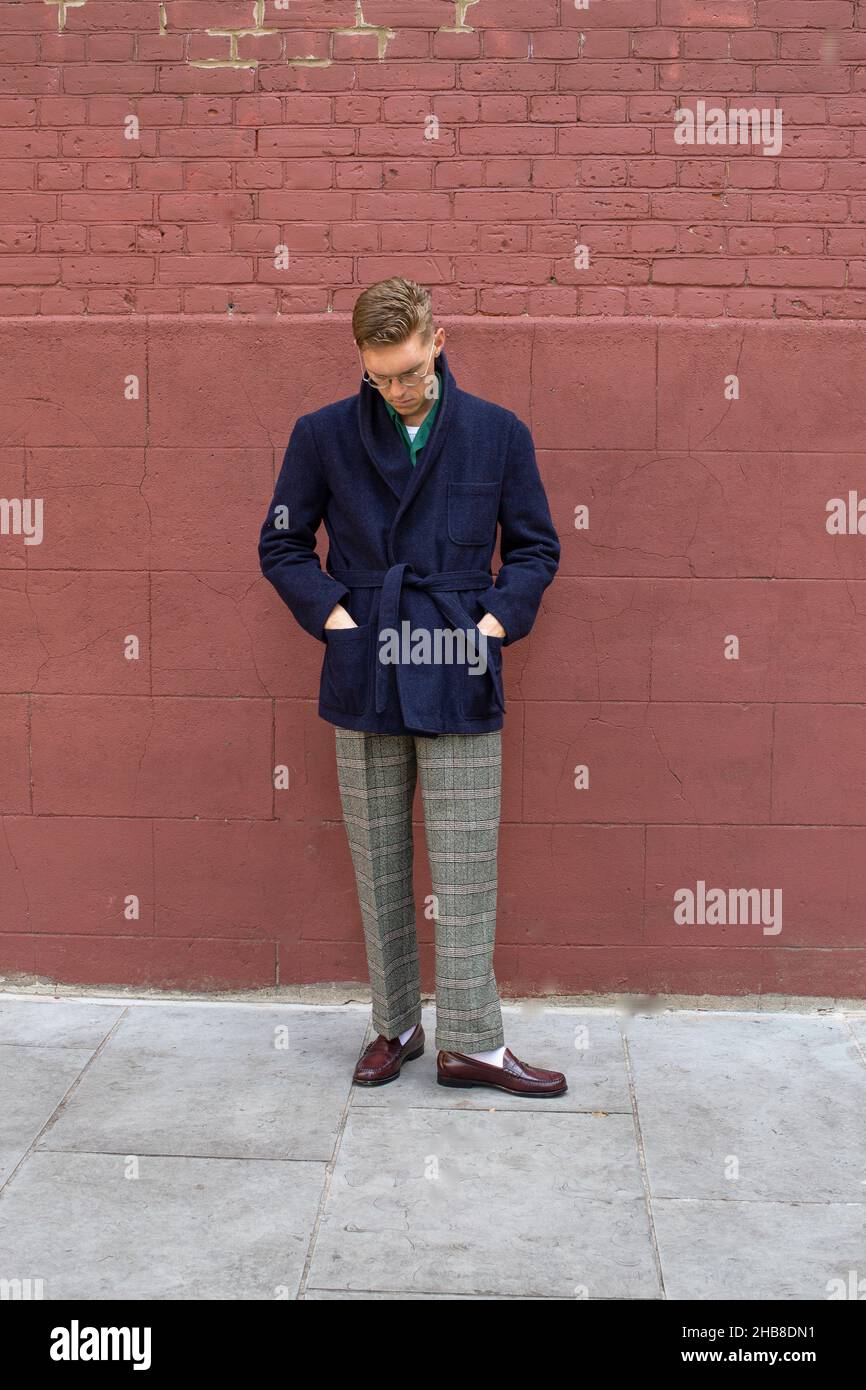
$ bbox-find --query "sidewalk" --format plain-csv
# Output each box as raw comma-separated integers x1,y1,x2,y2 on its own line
1,991,864,1301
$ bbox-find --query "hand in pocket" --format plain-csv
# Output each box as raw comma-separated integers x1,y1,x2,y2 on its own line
324,601,358,631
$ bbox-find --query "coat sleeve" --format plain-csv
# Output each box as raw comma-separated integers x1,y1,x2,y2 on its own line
258,414,351,643
477,414,560,646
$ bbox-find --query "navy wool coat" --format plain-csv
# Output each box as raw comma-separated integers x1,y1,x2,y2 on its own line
258,346,560,737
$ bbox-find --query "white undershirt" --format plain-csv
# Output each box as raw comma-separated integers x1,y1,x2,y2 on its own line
405,424,420,440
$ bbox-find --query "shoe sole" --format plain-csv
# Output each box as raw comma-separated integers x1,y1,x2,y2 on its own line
353,1042,424,1086
437,1075,567,1097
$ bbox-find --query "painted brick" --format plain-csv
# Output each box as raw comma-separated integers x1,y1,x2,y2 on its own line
1,3,865,1000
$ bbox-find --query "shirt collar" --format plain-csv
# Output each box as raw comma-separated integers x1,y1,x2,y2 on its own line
384,369,441,431
383,361,441,460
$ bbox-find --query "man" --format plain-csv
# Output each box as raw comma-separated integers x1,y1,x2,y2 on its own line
258,277,567,1097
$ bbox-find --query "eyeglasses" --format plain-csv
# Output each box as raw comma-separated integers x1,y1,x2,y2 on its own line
358,340,437,391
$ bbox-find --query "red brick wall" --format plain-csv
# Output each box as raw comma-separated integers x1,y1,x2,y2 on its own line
4,0,866,315
2,1,865,998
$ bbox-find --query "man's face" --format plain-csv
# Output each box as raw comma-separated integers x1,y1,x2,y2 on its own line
360,329,442,414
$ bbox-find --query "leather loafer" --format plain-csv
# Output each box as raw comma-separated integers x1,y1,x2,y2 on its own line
437,1046,567,1097
353,1023,425,1086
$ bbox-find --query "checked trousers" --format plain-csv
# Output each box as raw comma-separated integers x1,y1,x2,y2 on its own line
334,727,505,1052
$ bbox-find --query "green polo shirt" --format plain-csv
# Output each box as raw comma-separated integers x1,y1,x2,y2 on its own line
384,391,440,466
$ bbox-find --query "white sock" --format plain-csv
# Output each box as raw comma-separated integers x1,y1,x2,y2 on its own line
463,1045,506,1067
398,1025,417,1044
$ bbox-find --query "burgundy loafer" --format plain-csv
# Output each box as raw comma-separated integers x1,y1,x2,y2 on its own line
353,1023,425,1086
437,1046,567,1097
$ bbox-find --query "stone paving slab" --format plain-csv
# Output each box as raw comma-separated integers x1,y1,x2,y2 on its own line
653,1199,866,1301
35,1004,360,1163
624,1012,866,1203
0,1150,323,1300
305,1106,659,1299
0,993,863,1301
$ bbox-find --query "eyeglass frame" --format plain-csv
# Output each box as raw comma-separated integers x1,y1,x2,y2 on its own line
357,337,438,391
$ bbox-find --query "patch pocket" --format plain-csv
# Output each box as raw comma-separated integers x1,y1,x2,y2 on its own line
320,623,372,715
447,481,500,546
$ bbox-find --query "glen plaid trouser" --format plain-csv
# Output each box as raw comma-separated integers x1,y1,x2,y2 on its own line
334,727,505,1052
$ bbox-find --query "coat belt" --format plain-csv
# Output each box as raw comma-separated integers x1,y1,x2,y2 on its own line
329,563,501,715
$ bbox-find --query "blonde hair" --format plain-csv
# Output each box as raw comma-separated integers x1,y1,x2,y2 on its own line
352,277,434,350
